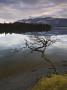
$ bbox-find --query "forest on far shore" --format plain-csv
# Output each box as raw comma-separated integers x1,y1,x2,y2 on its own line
0,22,51,33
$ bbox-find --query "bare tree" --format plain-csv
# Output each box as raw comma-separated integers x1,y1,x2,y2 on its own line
24,35,57,74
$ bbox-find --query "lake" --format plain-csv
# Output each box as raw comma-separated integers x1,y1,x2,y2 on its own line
0,27,67,90
0,27,67,73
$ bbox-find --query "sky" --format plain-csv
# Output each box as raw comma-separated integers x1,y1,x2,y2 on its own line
0,0,67,23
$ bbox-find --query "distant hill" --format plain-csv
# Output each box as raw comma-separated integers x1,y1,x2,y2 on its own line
16,17,67,27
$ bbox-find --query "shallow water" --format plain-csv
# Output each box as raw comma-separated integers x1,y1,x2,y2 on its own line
0,28,67,75
0,33,67,60
0,28,67,90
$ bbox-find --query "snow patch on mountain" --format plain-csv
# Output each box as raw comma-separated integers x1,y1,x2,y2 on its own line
16,17,67,27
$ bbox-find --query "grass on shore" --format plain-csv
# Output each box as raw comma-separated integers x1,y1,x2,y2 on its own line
32,74,67,90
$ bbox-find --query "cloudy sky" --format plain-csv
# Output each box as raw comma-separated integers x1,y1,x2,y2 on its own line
0,0,67,23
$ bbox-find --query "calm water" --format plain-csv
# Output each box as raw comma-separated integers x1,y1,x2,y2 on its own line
0,28,67,73
0,28,67,90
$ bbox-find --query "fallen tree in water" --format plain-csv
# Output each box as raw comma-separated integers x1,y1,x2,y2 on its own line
24,35,57,74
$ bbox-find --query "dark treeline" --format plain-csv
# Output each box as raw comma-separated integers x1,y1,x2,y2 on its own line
0,22,51,33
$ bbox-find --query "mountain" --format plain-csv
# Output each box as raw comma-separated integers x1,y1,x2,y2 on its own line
16,17,67,27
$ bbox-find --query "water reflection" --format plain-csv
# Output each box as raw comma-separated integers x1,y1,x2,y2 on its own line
0,33,67,74
0,33,29,50
46,35,67,61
